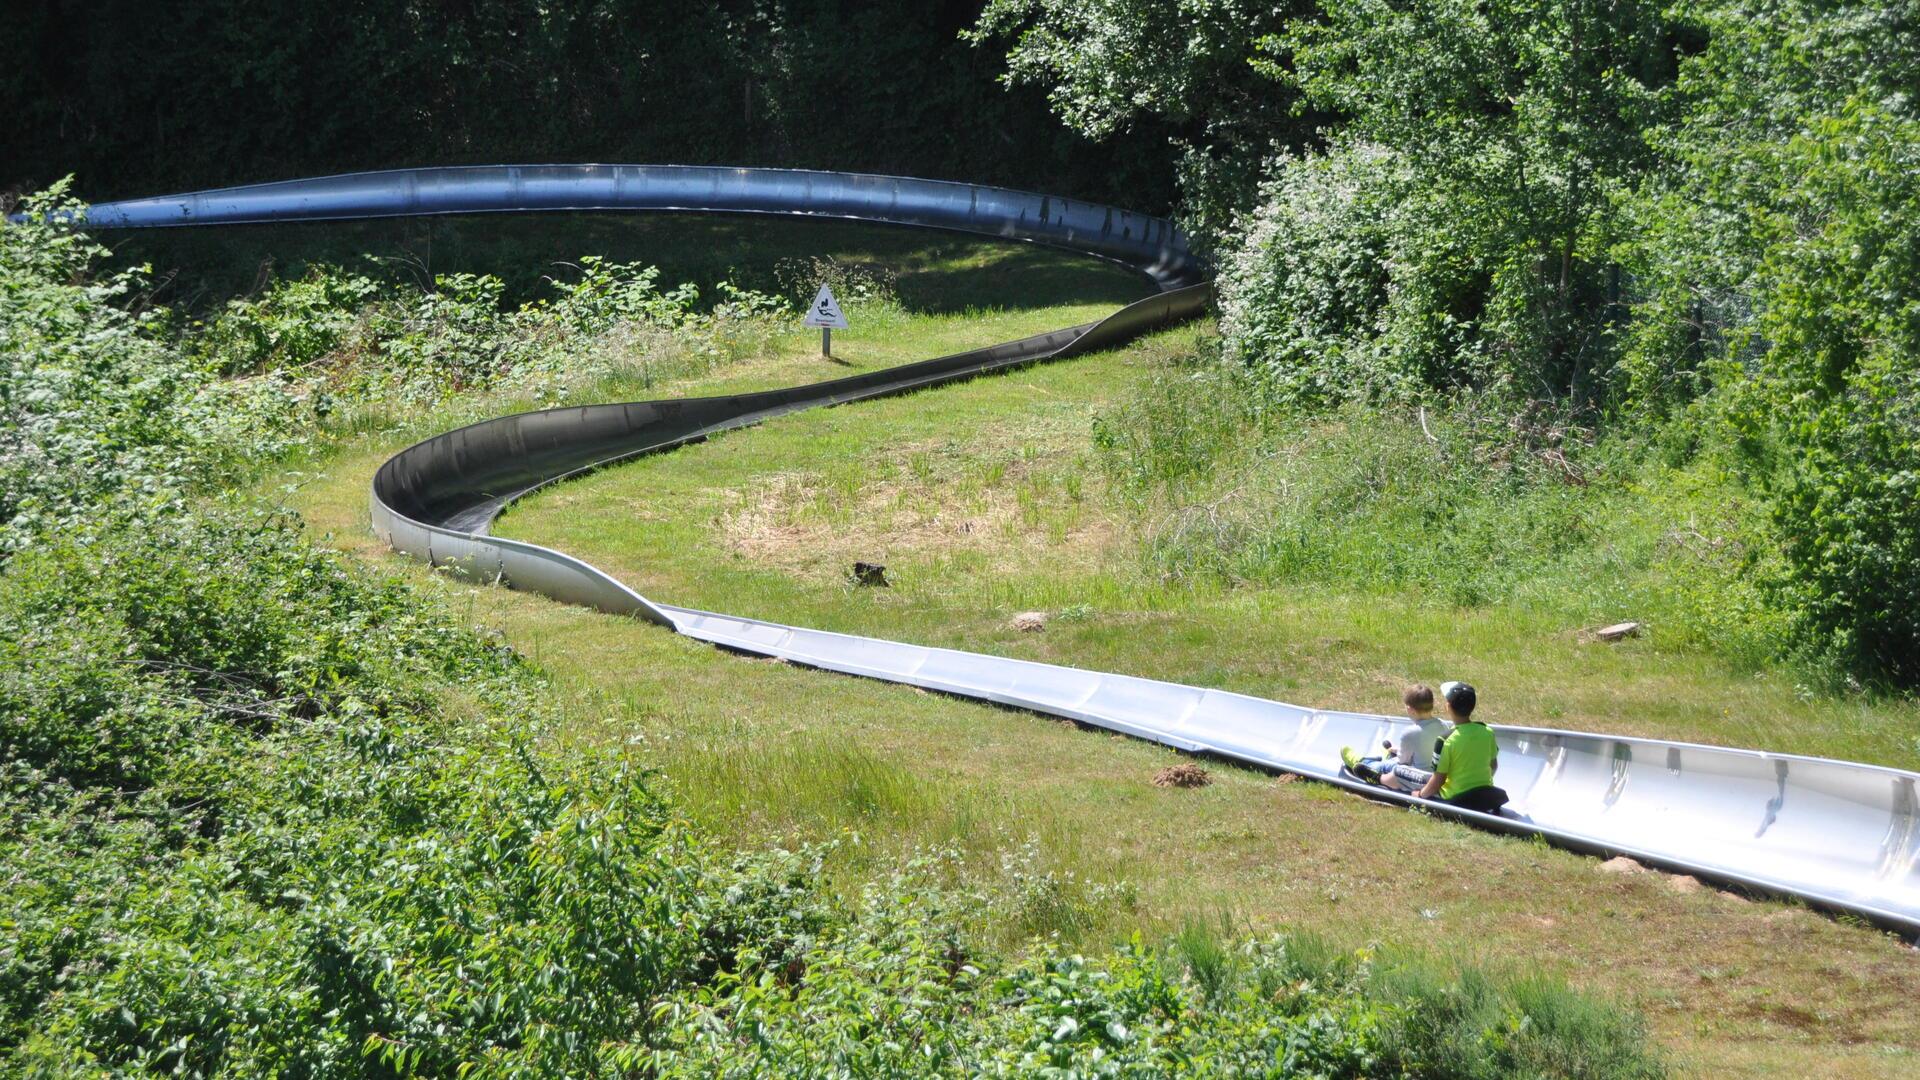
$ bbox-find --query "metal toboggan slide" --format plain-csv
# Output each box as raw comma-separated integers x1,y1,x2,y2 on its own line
45,164,1920,936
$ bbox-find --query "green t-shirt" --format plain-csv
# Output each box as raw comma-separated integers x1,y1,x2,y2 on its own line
1436,721,1497,798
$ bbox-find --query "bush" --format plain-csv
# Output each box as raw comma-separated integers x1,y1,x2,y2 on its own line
650,917,1665,1078
0,508,693,1074
1633,3,1920,684
775,254,899,309
1759,375,1920,684
0,184,304,550
191,267,381,376
1750,105,1920,683
1216,145,1415,408
186,254,790,421
0,198,703,1074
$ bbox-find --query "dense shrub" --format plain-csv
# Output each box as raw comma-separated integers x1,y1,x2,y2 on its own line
1216,144,1417,406
1751,367,1920,684
192,267,381,377
652,923,1664,1078
0,513,737,1075
1630,1,1920,683
0,185,302,550
0,199,712,1072
186,253,787,422
0,239,809,1064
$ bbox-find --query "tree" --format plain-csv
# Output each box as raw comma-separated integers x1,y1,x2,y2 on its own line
1238,0,1670,403
1641,0,1920,681
970,0,1314,240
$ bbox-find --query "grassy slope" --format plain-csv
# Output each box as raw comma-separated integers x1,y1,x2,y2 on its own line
281,220,1920,1078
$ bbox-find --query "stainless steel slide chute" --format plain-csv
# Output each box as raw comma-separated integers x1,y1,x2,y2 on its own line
52,165,1920,937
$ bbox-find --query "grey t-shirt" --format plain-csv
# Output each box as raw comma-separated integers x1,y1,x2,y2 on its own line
1395,717,1447,769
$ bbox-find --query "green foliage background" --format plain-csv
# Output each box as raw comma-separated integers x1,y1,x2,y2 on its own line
0,0,1178,211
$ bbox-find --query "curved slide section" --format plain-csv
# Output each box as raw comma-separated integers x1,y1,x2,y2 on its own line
61,164,1203,290
58,166,1920,936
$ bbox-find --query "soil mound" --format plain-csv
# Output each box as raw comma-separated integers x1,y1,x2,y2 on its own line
1153,763,1212,788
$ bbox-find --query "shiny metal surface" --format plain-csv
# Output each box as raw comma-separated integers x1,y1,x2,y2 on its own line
58,164,1203,290
662,607,1920,933
69,166,1920,936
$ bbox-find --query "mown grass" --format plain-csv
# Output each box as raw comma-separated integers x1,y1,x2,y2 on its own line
280,219,1920,1078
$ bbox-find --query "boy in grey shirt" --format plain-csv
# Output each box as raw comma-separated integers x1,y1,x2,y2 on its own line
1343,684,1447,791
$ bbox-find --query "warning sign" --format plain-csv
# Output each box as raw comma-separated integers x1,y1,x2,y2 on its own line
802,284,849,329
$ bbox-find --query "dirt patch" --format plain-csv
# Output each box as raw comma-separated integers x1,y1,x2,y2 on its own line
716,437,1119,582
1010,611,1048,632
1599,856,1648,875
1153,763,1212,788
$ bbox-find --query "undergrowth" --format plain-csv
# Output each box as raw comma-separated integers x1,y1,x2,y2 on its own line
187,254,791,432
1092,348,1788,670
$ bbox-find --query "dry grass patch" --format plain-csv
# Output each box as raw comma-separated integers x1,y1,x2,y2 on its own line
716,436,1122,585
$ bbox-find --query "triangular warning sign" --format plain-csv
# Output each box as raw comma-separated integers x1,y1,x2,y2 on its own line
802,284,849,329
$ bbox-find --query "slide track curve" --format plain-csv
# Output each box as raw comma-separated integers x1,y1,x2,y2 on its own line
46,165,1920,937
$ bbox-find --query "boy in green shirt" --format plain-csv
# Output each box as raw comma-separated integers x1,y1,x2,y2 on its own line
1415,681,1509,815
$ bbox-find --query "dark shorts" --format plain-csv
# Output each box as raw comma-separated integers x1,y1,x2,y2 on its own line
1443,785,1509,814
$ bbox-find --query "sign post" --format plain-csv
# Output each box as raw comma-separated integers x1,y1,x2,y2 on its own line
802,283,849,357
